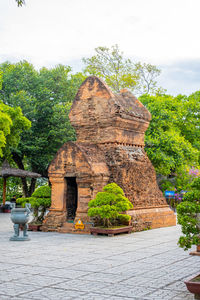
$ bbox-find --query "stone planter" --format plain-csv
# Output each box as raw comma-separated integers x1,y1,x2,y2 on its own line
190,245,200,256
10,205,31,241
185,274,200,299
90,226,133,237
1,204,11,213
28,224,42,231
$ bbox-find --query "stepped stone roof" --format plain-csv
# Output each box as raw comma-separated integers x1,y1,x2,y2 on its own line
114,89,151,121
69,76,151,146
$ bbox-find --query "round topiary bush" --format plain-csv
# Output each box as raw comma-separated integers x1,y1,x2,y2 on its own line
88,183,133,228
16,186,51,224
177,177,200,250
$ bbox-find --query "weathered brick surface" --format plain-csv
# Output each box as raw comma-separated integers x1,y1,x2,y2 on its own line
129,207,176,231
100,143,166,208
42,210,66,232
43,76,176,233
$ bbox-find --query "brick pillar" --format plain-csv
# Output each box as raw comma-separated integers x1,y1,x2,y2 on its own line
75,178,92,222
49,177,67,211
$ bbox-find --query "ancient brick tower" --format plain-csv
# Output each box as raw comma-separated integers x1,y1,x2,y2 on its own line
42,76,176,233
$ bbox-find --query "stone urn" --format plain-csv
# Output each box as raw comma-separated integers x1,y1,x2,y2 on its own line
10,204,31,241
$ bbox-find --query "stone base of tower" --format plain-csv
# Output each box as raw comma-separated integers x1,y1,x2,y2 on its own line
129,205,176,232
42,210,66,232
41,209,92,234
42,205,176,234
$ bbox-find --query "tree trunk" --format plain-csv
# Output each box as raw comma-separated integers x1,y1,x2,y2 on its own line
12,152,28,197
3,177,7,205
21,177,29,197
12,152,37,197
32,207,39,223
28,178,36,197
38,206,46,223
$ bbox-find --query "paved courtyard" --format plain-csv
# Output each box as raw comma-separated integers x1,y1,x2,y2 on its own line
0,213,199,300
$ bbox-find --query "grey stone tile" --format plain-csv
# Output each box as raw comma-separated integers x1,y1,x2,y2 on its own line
18,287,86,299
0,294,13,300
0,271,29,282
69,263,109,272
163,279,192,292
172,291,195,300
51,279,112,293
97,284,156,298
122,276,155,286
0,282,39,297
10,265,56,275
143,289,182,300
50,279,81,290
12,274,68,287
141,269,167,279
0,262,21,271
76,293,129,299
81,272,129,283
41,269,90,279
88,258,124,267
0,213,199,300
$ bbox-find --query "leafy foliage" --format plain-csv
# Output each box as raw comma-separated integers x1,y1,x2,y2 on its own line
0,176,22,203
16,197,30,208
140,93,199,176
0,101,31,157
0,61,85,195
16,186,51,224
15,0,25,6
183,91,200,165
134,62,162,95
83,45,162,95
177,177,200,250
88,183,133,227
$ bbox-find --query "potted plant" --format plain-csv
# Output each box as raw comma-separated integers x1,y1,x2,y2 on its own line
88,183,133,236
1,203,11,213
16,186,51,231
177,176,200,297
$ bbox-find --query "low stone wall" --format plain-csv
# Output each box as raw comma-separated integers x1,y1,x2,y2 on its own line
128,206,176,232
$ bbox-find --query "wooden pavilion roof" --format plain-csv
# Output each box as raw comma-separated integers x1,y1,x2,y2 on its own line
0,161,41,178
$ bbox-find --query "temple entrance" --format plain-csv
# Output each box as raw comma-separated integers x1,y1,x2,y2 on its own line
66,177,78,221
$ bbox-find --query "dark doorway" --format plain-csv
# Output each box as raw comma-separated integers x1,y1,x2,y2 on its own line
66,177,78,221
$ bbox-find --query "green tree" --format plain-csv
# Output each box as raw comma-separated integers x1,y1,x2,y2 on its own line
177,177,200,250
134,62,162,95
83,45,161,95
181,92,200,164
0,61,85,196
88,183,133,227
15,0,25,6
17,185,51,224
0,101,31,157
139,94,199,177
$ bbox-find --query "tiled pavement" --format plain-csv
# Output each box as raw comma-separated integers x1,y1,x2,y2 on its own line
0,213,199,300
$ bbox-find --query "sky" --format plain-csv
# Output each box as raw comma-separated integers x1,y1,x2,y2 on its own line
0,0,200,96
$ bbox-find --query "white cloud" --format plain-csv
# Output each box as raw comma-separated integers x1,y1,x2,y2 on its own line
0,0,200,94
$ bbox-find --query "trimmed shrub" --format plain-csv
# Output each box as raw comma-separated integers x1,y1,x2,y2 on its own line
177,177,200,250
88,183,133,227
16,186,51,224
